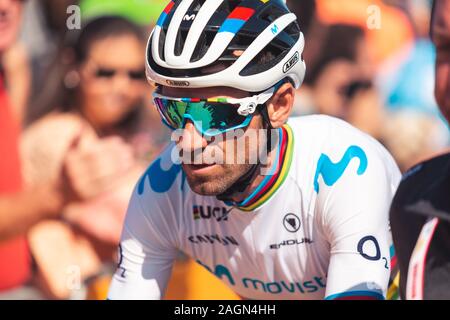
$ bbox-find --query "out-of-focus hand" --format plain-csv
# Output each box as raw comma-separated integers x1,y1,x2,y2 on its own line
63,165,145,244
62,132,135,201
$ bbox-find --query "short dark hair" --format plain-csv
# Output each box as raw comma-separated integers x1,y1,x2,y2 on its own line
73,16,145,64
287,0,316,37
304,24,365,85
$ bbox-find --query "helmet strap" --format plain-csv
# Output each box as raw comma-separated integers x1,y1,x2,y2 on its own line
216,103,276,205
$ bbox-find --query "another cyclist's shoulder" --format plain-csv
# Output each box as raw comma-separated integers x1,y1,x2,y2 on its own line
392,151,450,214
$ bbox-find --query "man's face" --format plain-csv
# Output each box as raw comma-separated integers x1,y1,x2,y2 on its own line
161,86,266,196
0,0,23,53
431,0,450,122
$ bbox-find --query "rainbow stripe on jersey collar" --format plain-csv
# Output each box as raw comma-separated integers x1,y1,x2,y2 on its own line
226,124,294,212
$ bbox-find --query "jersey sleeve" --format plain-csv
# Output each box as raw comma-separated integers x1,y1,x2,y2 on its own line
107,183,180,300
317,144,401,300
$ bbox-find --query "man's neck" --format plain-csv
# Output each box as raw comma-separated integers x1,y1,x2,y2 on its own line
228,128,281,204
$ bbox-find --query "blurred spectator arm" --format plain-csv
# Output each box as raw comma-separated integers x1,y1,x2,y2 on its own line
1,42,31,126
0,183,64,242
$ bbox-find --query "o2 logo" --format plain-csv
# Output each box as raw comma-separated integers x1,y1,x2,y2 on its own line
357,236,389,269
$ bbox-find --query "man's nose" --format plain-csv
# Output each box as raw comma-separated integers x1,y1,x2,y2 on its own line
177,119,208,152
113,73,131,93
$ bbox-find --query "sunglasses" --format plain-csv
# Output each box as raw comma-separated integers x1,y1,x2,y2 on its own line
94,68,146,81
152,83,281,136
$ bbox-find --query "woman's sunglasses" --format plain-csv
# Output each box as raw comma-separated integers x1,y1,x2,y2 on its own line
152,82,282,136
94,68,146,81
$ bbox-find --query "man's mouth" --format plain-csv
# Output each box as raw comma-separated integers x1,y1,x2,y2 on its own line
184,163,217,173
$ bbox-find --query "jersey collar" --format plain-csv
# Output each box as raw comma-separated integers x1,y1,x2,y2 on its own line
225,124,294,212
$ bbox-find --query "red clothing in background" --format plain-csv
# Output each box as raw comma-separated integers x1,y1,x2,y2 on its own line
0,74,31,291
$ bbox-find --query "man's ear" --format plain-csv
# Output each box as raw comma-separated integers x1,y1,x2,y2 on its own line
266,82,295,128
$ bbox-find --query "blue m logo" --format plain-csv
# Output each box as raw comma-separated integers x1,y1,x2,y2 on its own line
138,158,183,195
313,145,368,193
271,24,279,35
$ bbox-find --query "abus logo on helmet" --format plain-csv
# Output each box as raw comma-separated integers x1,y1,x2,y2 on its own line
166,80,190,87
283,52,299,73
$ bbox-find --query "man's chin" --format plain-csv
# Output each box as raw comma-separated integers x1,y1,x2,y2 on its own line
182,164,231,196
185,178,227,196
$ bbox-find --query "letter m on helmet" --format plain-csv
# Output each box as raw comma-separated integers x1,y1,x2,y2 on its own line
183,13,196,21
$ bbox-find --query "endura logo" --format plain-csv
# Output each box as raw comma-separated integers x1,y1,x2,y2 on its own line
269,238,314,250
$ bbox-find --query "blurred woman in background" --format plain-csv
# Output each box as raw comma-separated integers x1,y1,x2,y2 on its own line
293,24,385,141
20,16,166,299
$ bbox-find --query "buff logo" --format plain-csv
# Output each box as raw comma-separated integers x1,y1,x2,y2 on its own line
283,52,299,73
166,80,190,87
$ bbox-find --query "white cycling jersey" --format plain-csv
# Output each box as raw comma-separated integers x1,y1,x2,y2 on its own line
108,115,401,300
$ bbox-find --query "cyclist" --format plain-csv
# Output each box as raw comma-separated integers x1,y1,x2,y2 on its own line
108,0,401,300
390,0,450,300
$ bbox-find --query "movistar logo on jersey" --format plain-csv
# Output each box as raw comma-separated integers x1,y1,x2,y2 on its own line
313,145,368,193
193,205,229,222
196,261,326,295
138,158,183,195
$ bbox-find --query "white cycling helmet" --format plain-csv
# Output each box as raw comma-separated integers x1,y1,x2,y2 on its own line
146,0,306,92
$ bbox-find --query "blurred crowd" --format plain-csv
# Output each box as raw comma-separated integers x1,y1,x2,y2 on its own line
0,0,448,300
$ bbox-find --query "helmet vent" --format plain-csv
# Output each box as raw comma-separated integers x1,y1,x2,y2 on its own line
222,0,241,14
258,4,286,23
158,29,166,61
239,22,300,77
220,33,254,61
174,29,189,56
190,28,219,62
